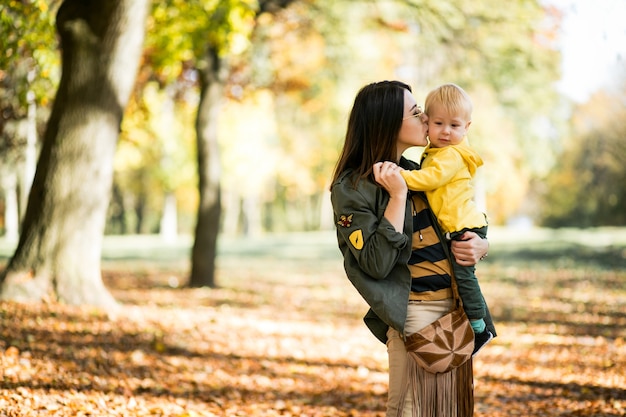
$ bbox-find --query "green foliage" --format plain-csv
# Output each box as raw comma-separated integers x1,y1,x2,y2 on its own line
0,0,60,110
108,0,264,234
539,88,626,227
145,0,257,84
0,0,60,162
113,0,256,233
0,0,581,234
130,0,565,231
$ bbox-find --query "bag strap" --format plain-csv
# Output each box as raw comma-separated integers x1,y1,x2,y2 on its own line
449,269,463,308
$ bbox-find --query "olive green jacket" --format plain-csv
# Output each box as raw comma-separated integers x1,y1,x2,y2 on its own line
331,157,496,344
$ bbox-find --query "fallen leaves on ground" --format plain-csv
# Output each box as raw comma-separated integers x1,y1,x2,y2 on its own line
1,257,625,416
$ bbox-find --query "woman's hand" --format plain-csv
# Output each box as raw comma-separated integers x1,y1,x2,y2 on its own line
373,161,407,232
450,231,489,266
373,161,407,198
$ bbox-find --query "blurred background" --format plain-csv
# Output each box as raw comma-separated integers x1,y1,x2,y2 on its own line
1,0,625,240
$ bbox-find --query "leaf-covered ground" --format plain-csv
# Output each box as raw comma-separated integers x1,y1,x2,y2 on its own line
1,231,625,416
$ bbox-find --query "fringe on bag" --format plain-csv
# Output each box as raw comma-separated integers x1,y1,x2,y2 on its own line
395,357,474,417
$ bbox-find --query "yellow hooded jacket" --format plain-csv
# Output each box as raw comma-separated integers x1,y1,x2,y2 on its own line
401,138,487,234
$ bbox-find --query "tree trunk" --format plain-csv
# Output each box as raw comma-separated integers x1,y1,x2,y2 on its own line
0,0,148,308
189,46,224,288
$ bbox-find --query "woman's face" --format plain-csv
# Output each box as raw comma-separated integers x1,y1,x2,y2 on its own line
397,89,428,157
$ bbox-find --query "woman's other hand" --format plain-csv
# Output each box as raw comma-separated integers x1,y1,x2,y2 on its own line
451,231,489,266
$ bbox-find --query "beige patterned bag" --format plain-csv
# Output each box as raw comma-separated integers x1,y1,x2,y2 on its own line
404,277,474,374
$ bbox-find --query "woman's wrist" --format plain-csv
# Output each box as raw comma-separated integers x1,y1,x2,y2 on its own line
389,193,407,201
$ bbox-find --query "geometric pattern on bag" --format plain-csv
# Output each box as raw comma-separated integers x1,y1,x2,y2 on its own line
404,304,475,374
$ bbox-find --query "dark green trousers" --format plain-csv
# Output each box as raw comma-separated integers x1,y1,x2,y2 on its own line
448,225,488,320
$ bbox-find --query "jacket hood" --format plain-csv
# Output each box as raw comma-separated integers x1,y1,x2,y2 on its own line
426,138,483,176
457,138,483,175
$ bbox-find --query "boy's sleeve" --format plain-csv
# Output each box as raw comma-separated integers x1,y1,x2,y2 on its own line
400,150,464,191
331,181,409,279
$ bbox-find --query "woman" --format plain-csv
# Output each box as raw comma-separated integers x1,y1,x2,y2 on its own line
330,80,495,417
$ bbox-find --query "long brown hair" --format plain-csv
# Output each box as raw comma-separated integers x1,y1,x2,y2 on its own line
330,80,411,189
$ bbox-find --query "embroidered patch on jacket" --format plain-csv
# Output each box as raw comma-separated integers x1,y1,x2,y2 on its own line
337,214,353,228
349,229,364,250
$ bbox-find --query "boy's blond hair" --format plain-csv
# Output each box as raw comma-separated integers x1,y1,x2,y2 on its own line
424,83,473,120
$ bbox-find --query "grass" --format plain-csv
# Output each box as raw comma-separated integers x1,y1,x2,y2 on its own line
2,226,626,268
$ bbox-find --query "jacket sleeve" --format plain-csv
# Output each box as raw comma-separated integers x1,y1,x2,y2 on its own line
331,179,410,279
400,149,464,191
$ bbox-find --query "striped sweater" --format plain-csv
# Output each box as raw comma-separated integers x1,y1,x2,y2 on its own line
408,193,454,301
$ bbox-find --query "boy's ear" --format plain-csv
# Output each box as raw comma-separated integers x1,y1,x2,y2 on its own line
465,120,472,130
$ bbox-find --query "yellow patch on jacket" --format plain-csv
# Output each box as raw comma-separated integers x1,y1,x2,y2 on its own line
349,229,364,250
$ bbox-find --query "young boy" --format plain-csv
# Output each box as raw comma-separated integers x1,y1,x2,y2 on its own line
400,83,492,355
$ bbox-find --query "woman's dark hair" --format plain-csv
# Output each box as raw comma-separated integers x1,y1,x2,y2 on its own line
330,80,411,189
